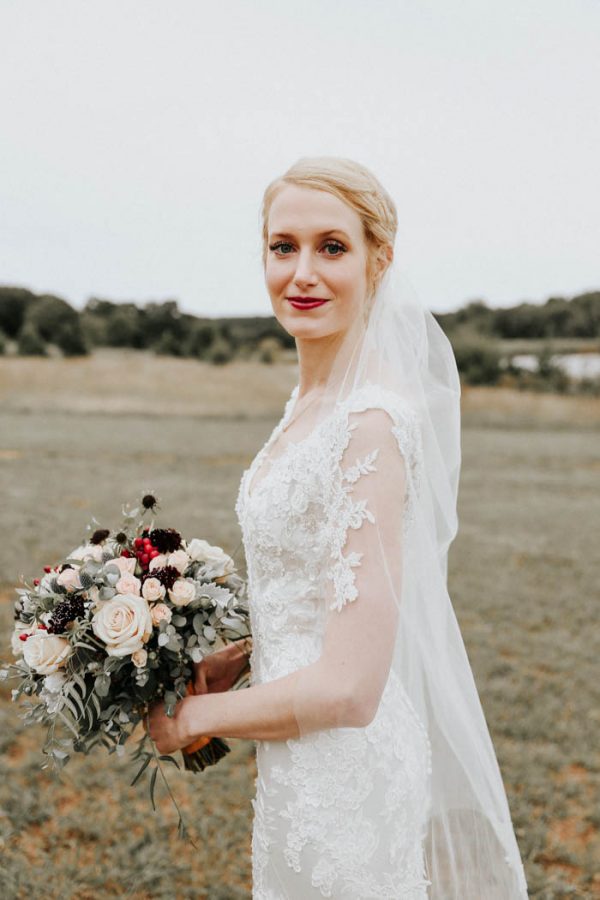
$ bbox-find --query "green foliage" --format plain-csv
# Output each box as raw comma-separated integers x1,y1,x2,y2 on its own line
181,321,216,359
437,291,600,341
25,294,79,342
207,336,234,365
154,330,184,356
0,286,36,337
451,334,502,385
55,319,89,356
105,304,146,348
17,321,47,356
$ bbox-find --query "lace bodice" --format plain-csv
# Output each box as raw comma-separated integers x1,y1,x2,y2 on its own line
235,383,432,898
235,382,423,684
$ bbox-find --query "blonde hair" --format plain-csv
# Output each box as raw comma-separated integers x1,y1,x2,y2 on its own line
260,156,397,300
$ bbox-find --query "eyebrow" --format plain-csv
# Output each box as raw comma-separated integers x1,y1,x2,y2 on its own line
269,229,351,241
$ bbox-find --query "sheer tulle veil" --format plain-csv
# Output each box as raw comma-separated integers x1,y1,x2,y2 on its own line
290,259,528,898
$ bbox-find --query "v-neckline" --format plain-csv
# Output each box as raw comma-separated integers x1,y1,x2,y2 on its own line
245,384,335,502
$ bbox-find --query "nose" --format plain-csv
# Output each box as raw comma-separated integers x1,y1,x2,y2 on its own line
292,247,319,288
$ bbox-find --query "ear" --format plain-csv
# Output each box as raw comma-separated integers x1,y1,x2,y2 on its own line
373,244,394,284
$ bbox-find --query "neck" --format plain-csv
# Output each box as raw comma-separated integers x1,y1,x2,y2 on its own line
294,317,366,399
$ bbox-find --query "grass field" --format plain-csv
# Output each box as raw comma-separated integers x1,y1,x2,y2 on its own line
1,352,599,898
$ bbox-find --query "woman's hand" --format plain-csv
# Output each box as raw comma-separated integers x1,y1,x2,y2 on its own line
144,695,195,755
192,641,250,695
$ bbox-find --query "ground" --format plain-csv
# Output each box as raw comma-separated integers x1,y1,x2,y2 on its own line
0,350,599,898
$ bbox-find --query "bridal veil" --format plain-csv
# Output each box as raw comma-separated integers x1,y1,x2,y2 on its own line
288,259,528,898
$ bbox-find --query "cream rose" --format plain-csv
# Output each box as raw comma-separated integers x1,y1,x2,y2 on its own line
186,539,235,577
11,620,38,656
68,543,104,563
91,593,153,657
57,567,82,592
116,573,141,596
131,648,148,668
167,549,191,574
106,556,137,576
22,632,73,674
150,602,172,625
168,578,196,607
142,577,166,603
149,553,168,572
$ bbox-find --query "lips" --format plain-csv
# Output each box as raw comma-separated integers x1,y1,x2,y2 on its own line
287,297,330,310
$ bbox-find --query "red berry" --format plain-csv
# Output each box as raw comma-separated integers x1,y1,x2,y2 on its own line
19,634,28,642
134,538,144,549
33,578,40,586
121,550,131,558
149,549,160,559
43,566,52,573
141,553,150,565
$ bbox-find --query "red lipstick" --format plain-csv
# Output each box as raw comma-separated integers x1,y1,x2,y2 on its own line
287,296,330,310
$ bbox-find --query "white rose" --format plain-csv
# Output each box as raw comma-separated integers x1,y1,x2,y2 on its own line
44,671,67,693
131,648,148,668
186,539,235,577
68,543,104,563
85,584,101,611
142,577,166,602
22,632,73,674
57,567,82,592
168,578,196,607
149,553,168,572
116,573,141,596
167,549,191,574
150,602,172,625
91,593,153,657
106,555,137,576
11,620,36,656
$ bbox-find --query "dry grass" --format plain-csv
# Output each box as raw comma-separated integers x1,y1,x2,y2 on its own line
1,351,599,898
3,349,600,428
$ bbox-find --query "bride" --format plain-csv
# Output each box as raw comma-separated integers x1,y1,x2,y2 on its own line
147,156,528,898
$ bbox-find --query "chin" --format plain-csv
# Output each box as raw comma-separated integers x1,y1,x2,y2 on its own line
279,315,333,341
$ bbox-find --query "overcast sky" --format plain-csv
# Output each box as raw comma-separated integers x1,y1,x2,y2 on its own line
1,0,598,316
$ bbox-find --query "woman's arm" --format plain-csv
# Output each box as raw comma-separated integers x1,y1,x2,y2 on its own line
188,655,366,742
148,406,408,754
147,656,363,753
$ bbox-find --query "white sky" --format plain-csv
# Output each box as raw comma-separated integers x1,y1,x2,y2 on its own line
1,0,598,316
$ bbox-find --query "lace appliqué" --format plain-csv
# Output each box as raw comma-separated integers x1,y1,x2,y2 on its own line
235,383,430,898
269,671,431,898
326,389,423,614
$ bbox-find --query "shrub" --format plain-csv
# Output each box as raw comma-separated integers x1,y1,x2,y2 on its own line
17,322,47,356
55,320,89,356
206,337,234,365
182,323,216,359
25,294,78,342
451,335,501,385
154,331,184,356
0,287,36,337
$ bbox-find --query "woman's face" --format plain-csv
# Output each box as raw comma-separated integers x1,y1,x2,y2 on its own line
265,184,371,340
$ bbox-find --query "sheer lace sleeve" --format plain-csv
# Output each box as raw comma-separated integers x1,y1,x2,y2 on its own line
292,395,423,736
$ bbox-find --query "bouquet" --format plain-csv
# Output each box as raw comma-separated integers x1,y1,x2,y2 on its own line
0,493,251,833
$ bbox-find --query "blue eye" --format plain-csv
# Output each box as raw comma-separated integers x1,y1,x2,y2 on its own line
323,240,346,256
268,240,347,256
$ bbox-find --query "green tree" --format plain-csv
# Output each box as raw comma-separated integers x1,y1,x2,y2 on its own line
17,322,47,356
0,287,36,337
25,294,79,342
55,320,89,356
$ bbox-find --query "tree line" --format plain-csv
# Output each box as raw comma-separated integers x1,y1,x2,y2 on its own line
1,285,599,393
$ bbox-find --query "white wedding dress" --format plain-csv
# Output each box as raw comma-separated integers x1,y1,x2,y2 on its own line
235,382,433,899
